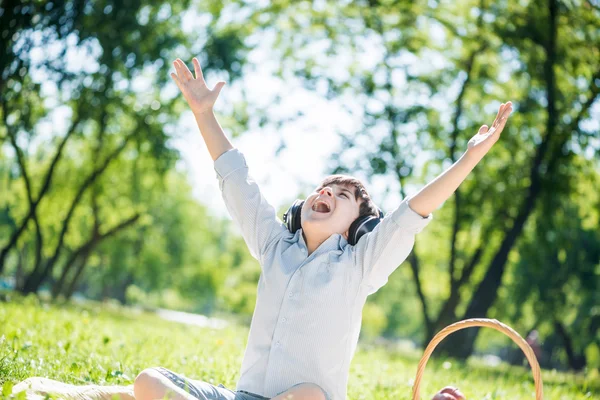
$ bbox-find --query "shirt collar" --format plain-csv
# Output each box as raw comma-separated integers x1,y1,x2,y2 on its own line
296,229,348,254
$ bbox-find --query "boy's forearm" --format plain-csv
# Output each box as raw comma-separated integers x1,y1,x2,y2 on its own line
408,151,482,217
193,109,234,161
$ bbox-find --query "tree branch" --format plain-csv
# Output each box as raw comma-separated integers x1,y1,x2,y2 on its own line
1,100,45,281
22,131,136,292
448,0,487,290
0,111,83,273
53,212,140,298
62,213,141,299
547,68,600,173
445,0,561,359
397,170,432,333
448,45,486,288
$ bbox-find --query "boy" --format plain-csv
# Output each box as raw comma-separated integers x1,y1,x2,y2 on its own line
137,57,512,400
14,57,510,400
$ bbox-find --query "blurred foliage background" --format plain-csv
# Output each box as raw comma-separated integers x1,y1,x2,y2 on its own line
0,0,598,375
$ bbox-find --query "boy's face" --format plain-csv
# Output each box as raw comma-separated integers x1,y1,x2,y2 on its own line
300,183,361,241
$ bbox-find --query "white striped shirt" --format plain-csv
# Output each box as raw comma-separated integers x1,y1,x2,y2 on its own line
214,148,433,400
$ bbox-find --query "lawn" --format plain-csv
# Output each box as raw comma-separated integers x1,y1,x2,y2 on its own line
0,295,597,399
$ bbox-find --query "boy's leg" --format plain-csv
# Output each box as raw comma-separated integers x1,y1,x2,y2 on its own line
12,377,135,400
134,367,235,400
270,383,330,400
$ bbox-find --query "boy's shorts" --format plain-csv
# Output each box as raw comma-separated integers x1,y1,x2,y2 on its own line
154,367,331,400
153,367,268,400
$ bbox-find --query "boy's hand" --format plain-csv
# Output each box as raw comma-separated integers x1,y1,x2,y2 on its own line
170,57,226,115
465,101,513,160
431,386,466,400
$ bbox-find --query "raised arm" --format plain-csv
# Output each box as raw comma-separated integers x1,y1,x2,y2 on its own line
409,101,513,217
355,102,513,293
170,58,232,161
171,58,287,263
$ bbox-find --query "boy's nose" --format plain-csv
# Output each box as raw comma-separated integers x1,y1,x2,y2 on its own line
320,187,333,197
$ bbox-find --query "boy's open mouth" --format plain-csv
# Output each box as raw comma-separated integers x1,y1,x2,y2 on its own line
312,200,331,213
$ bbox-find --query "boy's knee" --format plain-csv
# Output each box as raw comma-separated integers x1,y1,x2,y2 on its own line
298,383,329,400
134,368,168,400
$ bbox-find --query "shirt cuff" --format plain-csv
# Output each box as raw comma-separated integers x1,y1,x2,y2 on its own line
389,198,433,234
214,148,247,180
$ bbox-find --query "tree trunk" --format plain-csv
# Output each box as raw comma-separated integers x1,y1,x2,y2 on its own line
52,189,102,299
58,214,140,298
114,273,135,305
15,247,26,291
63,249,93,300
0,114,81,275
437,0,559,359
21,134,132,293
554,320,586,371
407,249,434,341
52,240,95,299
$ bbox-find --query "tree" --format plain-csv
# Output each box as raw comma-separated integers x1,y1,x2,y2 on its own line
504,156,600,370
219,0,599,361
0,0,254,296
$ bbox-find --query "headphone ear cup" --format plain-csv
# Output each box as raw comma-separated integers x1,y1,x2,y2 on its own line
347,216,368,245
283,199,304,233
292,200,304,233
348,209,385,245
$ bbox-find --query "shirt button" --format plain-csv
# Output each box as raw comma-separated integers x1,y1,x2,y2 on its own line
275,341,281,347
282,317,287,323
288,292,294,298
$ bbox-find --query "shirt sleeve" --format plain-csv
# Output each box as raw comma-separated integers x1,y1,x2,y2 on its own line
352,197,433,294
214,148,288,264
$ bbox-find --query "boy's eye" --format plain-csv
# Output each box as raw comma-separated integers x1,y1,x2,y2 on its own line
340,193,348,198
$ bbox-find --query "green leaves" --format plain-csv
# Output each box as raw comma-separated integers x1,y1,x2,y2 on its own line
1,0,258,302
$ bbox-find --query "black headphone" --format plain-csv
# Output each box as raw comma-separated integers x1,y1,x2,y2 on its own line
282,199,385,246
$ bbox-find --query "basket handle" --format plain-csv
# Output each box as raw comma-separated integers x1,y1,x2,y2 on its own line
411,318,543,400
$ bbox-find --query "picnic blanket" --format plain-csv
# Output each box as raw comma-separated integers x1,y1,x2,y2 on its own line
12,377,135,400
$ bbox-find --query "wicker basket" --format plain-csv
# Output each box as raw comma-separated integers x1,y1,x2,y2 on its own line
411,318,544,400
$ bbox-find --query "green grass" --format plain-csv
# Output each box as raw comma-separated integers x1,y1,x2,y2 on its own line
0,294,598,399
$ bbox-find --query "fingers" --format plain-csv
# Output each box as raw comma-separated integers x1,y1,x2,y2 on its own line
170,72,183,91
192,57,204,81
180,59,194,81
497,101,513,130
493,103,506,128
213,81,226,96
172,60,184,83
491,101,513,130
172,58,206,86
500,101,513,119
174,59,193,81
492,103,504,126
478,124,489,134
500,101,512,119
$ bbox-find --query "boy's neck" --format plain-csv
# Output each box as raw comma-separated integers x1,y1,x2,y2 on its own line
302,231,333,256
